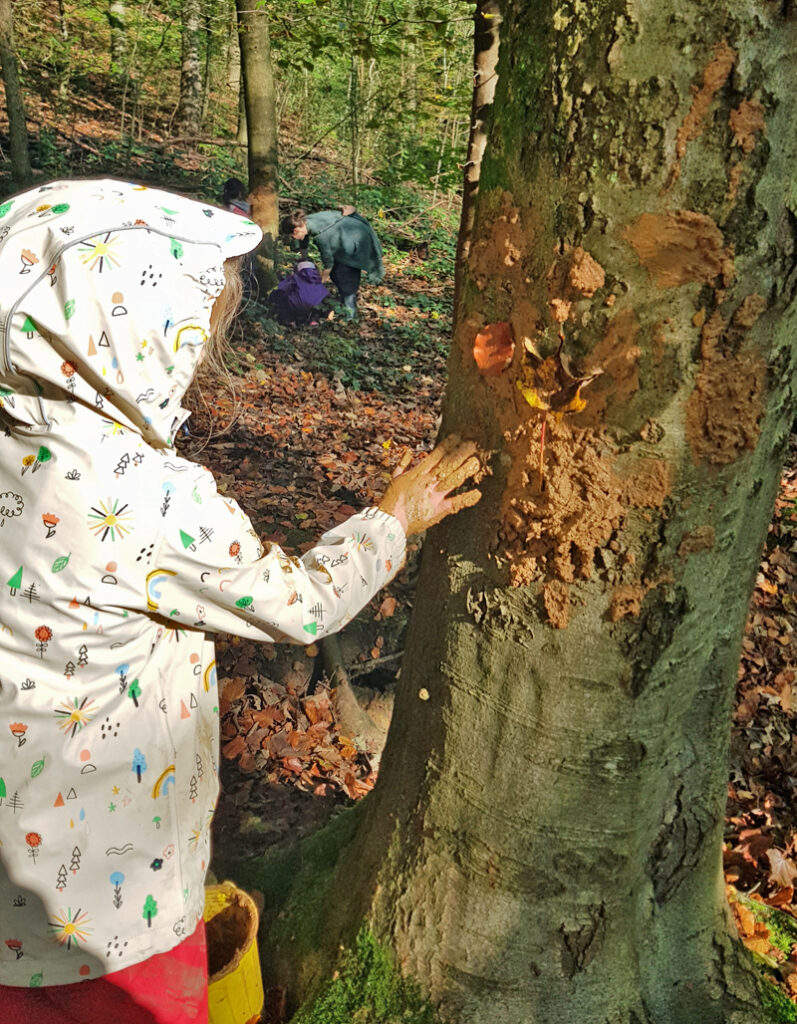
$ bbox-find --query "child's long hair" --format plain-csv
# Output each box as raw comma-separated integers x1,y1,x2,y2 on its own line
184,257,244,453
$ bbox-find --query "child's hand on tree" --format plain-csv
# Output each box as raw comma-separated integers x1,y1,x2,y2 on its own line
378,436,482,536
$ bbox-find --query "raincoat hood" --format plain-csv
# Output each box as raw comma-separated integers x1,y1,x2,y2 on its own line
0,178,262,447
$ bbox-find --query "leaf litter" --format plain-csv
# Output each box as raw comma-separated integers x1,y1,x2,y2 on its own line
726,435,797,1006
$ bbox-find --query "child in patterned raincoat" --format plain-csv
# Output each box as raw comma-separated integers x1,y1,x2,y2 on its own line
0,179,480,1023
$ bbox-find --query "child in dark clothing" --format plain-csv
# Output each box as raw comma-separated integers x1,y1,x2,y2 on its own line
280,208,384,321
268,259,330,325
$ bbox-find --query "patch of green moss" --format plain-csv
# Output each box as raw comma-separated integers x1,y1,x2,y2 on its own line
738,892,797,956
234,802,363,964
290,929,440,1024
758,975,797,1023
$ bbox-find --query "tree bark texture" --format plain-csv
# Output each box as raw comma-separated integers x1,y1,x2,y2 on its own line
178,0,202,136
107,0,126,77
0,0,31,189
235,0,278,292
325,3,797,1023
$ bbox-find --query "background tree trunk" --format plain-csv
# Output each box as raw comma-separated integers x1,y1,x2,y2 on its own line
0,0,32,189
454,0,501,308
276,2,797,1022
107,0,126,79
178,0,202,136
235,0,278,293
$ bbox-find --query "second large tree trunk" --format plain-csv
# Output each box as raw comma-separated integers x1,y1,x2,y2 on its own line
235,0,278,293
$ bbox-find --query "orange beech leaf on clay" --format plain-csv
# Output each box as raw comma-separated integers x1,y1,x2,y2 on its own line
473,322,515,376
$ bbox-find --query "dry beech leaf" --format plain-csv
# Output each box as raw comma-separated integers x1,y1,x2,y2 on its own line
767,847,797,888
473,322,515,376
378,595,398,619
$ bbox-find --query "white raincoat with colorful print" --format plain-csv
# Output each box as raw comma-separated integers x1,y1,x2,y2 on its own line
0,179,406,987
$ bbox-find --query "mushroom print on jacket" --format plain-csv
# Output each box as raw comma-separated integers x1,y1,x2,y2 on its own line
0,180,406,987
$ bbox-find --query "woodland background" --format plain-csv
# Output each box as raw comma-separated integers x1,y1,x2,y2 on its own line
2,2,797,1021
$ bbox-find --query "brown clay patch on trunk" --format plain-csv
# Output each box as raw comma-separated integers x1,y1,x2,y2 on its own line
499,418,624,587
621,458,672,508
547,246,606,323
685,311,765,465
468,192,528,292
623,210,734,289
727,97,766,201
543,579,571,629
666,41,736,190
732,293,767,329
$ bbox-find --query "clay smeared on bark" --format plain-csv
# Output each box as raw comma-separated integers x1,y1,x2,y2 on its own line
610,584,648,622
499,419,624,588
730,97,766,155
623,210,734,289
685,310,765,465
547,246,607,324
543,579,571,629
621,458,672,509
666,41,736,190
468,191,530,292
677,525,716,557
727,97,767,200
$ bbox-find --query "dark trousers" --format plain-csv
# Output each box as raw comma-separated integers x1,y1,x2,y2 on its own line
330,262,361,318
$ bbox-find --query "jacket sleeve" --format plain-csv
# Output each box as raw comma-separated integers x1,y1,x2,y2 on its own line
148,467,406,643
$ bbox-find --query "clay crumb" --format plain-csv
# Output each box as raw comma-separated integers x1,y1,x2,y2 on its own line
543,580,571,629
610,584,647,622
677,525,716,557
730,97,766,155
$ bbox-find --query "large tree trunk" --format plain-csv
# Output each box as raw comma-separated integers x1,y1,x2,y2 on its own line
178,0,202,136
258,2,797,1022
0,0,31,189
235,0,278,292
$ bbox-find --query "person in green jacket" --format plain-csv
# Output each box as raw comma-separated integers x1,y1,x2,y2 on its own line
280,207,385,320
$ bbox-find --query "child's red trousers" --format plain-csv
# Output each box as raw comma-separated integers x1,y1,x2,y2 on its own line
0,920,208,1023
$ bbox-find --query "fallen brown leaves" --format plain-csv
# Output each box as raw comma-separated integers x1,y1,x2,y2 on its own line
220,673,377,800
725,439,797,998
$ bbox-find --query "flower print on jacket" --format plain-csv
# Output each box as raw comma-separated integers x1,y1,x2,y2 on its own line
0,179,406,989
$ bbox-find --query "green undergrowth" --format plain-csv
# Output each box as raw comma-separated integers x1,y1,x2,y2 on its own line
291,929,440,1024
230,803,363,1006
729,889,797,1022
760,977,797,1023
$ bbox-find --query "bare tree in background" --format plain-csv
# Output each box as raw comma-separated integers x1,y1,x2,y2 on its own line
178,0,202,136
236,0,278,292
0,0,32,189
107,0,127,79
